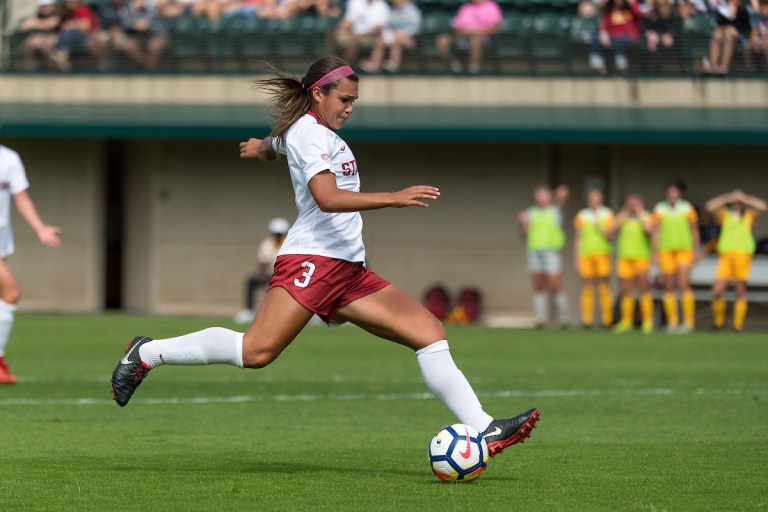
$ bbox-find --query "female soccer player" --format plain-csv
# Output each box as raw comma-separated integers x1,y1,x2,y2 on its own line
652,182,700,333
610,194,653,334
573,189,614,329
517,185,570,328
705,189,766,332
0,144,62,384
111,56,539,456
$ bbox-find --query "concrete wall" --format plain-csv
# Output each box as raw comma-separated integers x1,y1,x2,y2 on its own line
2,75,768,108
4,137,767,319
5,138,103,312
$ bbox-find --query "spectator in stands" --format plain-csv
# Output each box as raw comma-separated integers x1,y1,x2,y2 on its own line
359,0,422,73
643,0,680,53
156,0,207,19
435,0,503,74
589,0,641,73
260,0,342,18
705,189,767,331
745,0,768,70
334,0,391,64
18,0,61,71
97,0,131,70
120,0,167,70
221,0,263,19
708,0,752,74
48,0,104,71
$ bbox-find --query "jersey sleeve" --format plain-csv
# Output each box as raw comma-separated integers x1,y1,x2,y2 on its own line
716,208,727,225
687,204,698,223
5,149,30,195
290,125,333,182
572,212,583,229
651,204,663,225
603,210,615,227
272,136,287,156
744,209,756,229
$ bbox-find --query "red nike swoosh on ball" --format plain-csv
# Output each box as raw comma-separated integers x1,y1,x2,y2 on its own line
459,427,472,459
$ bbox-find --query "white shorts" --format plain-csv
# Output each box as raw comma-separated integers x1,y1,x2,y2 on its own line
527,250,562,275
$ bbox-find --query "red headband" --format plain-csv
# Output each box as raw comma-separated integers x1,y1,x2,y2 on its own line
306,65,355,91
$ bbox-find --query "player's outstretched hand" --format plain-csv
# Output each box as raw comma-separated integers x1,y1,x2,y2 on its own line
239,138,262,159
37,225,62,248
392,186,440,208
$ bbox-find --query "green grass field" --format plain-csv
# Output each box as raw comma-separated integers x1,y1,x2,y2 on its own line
1,313,766,511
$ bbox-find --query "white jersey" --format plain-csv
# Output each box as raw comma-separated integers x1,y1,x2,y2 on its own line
274,113,365,263
0,146,30,258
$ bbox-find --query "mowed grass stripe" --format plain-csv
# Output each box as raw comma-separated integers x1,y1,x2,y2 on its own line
1,313,766,511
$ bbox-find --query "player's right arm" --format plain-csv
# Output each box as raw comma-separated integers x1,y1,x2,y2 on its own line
517,209,529,238
239,137,277,162
308,172,439,212
705,191,735,214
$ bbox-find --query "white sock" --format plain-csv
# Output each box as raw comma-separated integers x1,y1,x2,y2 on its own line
0,300,17,357
139,327,244,369
533,293,547,324
555,292,569,324
416,340,493,432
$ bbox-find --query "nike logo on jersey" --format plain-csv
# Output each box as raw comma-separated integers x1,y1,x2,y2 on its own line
483,427,502,439
340,145,347,152
459,426,472,459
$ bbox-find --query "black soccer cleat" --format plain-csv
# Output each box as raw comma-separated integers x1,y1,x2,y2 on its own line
482,408,540,457
111,336,154,407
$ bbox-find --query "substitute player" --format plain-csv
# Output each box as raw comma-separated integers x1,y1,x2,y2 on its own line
111,56,539,456
573,189,614,328
705,189,766,332
0,145,62,384
610,194,653,334
652,182,701,334
233,217,290,324
517,184,570,328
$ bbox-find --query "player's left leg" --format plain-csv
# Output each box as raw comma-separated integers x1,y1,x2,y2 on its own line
732,253,751,332
0,259,20,384
336,285,539,456
678,260,695,332
614,276,635,333
637,267,654,334
733,280,748,332
597,256,613,327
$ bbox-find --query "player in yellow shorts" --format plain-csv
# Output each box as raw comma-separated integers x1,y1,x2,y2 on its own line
651,182,701,334
610,194,654,334
573,189,614,328
705,189,766,332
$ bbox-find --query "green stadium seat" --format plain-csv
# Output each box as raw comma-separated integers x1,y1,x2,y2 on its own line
494,13,532,72
529,14,570,72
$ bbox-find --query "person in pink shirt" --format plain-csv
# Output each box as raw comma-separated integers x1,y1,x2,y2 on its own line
435,0,502,73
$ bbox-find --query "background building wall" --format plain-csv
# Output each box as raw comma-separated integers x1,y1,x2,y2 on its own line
6,138,103,311
4,137,767,318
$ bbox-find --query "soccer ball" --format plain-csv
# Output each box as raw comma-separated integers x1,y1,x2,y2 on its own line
428,424,489,482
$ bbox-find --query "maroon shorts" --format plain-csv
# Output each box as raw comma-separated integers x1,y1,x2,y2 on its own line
269,254,390,326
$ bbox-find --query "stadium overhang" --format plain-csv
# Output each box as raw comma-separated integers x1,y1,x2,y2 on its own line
2,103,767,145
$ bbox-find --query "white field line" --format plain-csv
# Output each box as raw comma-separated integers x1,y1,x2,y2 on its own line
0,387,766,407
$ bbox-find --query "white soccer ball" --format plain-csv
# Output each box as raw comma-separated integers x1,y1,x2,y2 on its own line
428,424,489,483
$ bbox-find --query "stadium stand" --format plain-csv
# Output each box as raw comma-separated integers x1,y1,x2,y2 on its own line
2,0,768,75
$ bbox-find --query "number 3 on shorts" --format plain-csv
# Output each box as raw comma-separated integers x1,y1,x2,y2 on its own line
294,261,316,288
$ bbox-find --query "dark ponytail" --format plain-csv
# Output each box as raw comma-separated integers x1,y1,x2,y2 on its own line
252,56,359,144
